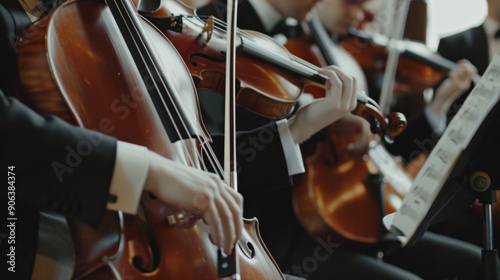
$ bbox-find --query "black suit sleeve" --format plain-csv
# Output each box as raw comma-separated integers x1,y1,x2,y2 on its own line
197,90,292,199
209,123,291,198
438,26,490,75
437,35,464,64
0,90,117,227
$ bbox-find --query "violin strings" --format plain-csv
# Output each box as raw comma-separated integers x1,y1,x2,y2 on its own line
114,0,225,177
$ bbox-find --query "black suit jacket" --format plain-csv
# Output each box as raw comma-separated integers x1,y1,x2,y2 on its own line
438,24,489,76
0,90,117,224
0,0,28,97
385,111,436,162
0,89,117,280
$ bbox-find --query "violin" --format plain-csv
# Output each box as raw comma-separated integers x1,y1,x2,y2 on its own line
340,28,482,94
16,0,285,278
284,15,415,247
140,0,406,143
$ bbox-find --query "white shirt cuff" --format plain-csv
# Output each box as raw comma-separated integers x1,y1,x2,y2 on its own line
424,105,447,135
276,119,305,175
106,141,149,214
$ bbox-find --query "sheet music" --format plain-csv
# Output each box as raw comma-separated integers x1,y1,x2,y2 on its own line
389,54,500,246
369,143,412,196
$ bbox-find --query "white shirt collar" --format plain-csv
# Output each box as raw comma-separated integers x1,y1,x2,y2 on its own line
247,0,283,33
483,17,500,39
483,17,500,61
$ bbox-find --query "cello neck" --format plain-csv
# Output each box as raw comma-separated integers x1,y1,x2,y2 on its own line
106,0,197,141
307,14,338,67
239,34,327,84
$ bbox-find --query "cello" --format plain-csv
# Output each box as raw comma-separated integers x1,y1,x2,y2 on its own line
16,0,285,278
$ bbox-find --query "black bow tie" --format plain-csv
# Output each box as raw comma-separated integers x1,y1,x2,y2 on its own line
270,19,303,39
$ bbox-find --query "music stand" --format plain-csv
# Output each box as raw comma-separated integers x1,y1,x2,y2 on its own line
385,56,500,280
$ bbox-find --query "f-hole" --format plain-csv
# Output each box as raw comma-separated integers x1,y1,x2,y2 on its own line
132,205,160,272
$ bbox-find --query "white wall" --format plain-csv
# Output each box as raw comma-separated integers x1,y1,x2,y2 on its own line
427,0,488,50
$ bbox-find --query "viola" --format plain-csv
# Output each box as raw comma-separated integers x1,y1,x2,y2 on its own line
16,0,285,278
140,0,406,143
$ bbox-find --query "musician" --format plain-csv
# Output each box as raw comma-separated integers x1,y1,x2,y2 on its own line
197,0,482,279
314,0,477,163
426,0,500,258
1,1,244,279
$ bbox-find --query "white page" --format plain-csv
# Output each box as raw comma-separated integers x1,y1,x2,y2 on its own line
369,143,413,196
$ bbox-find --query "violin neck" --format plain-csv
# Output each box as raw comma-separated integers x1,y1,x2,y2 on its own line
307,15,338,66
403,43,457,71
240,36,372,106
402,44,482,84
347,29,482,85
240,37,326,84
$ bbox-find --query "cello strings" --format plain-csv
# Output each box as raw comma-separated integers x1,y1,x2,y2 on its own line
145,29,226,177
113,0,226,178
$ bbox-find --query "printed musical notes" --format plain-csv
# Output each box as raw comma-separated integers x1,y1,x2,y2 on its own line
447,129,466,145
435,148,453,165
369,143,413,196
